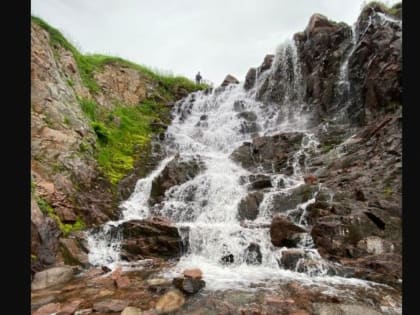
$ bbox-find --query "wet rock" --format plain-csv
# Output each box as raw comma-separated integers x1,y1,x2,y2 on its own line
221,74,240,87
183,268,203,279
259,54,275,73
237,111,257,121
155,290,185,314
267,184,317,213
93,299,129,313
240,174,272,190
270,215,306,247
244,243,262,265
237,191,264,221
59,238,89,267
230,132,304,173
312,303,382,315
31,266,74,290
279,249,306,270
149,155,205,205
233,100,245,112
117,217,183,260
356,236,394,255
244,68,257,90
122,306,143,315
173,277,206,294
221,253,234,265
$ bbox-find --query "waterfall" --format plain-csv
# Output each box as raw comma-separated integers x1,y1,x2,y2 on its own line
85,38,391,291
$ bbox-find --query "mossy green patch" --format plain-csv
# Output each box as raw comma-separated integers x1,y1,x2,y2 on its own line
36,196,86,236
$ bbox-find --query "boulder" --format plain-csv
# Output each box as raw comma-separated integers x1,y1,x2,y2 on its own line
240,174,272,190
237,191,264,221
221,253,234,265
31,266,74,290
259,54,275,73
93,299,129,313
155,290,185,314
230,132,304,173
59,238,89,267
221,74,240,87
270,215,306,247
266,184,317,213
173,277,206,294
116,218,183,261
149,155,204,205
279,249,306,270
244,243,262,265
244,68,257,90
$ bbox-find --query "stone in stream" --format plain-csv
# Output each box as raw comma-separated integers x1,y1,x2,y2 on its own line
31,266,74,290
279,249,306,270
149,155,205,205
312,303,382,315
183,268,203,279
230,132,305,174
270,215,306,248
221,253,234,265
244,243,262,265
173,277,206,294
237,191,264,221
155,290,185,314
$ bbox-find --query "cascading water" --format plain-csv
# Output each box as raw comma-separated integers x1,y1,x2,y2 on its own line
86,34,395,292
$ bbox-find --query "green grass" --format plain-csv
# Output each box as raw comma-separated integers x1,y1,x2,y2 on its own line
95,101,166,184
78,97,168,184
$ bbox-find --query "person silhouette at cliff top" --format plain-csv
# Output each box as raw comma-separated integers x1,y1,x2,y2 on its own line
195,71,202,85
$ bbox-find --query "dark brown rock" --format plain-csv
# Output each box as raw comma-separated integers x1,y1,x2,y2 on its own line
173,277,206,294
270,215,306,247
149,155,204,205
244,68,257,90
230,132,304,173
117,217,184,260
237,191,264,221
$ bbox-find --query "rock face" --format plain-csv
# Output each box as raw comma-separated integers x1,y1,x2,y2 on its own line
348,3,402,124
270,216,306,248
230,132,304,173
117,218,184,261
149,155,204,205
31,266,74,290
243,68,257,90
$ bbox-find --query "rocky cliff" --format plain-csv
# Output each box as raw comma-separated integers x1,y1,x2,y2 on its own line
241,1,402,289
30,17,205,272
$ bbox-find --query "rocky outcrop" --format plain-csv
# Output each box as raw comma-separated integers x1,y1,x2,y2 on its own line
116,218,184,261
230,132,304,174
149,155,205,205
348,3,402,124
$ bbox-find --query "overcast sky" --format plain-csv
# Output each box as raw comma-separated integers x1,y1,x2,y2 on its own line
31,0,400,85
